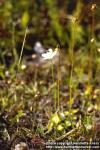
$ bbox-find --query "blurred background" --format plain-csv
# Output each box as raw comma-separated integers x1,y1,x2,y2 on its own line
0,0,100,66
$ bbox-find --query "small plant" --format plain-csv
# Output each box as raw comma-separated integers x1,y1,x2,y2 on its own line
0,1,100,148
45,109,79,135
42,47,60,111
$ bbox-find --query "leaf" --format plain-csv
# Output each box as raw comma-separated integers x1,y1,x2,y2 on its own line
57,124,64,131
65,120,71,127
45,122,53,134
51,113,61,124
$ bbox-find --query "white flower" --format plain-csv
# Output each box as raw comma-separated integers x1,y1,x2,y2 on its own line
42,48,58,60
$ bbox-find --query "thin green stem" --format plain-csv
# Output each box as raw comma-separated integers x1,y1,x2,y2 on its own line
57,49,60,111
18,27,28,70
51,60,57,111
88,3,96,83
69,65,73,109
89,6,95,80
69,21,76,110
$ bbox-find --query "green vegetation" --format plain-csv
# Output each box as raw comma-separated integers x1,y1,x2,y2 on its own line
0,0,100,149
